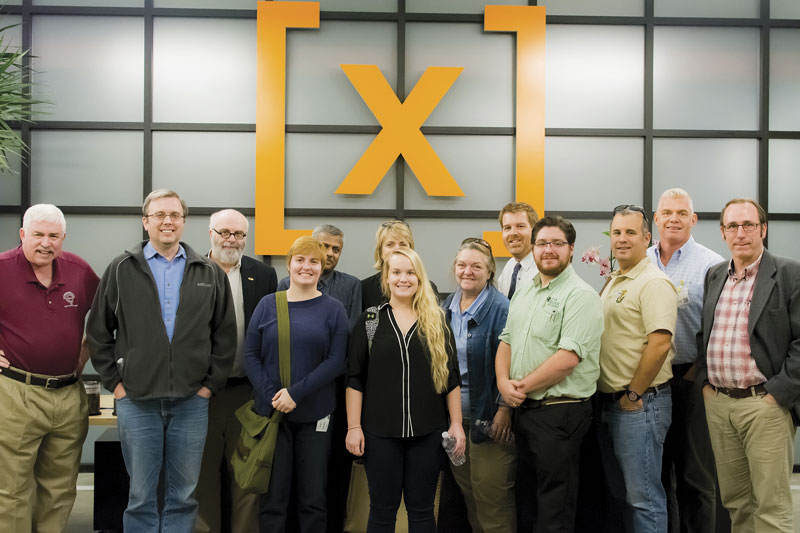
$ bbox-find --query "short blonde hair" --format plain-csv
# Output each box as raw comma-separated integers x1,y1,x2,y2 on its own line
285,236,326,269
372,220,415,270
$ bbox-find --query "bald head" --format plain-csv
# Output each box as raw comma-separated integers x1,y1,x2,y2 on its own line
209,209,248,270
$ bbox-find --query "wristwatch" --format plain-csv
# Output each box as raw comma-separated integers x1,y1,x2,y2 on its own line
625,389,641,402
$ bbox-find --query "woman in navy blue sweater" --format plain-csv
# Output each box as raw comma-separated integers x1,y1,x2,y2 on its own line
244,236,349,532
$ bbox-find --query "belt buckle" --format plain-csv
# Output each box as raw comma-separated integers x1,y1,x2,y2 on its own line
45,377,59,390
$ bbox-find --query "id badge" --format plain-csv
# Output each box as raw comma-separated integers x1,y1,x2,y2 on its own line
316,414,331,432
677,283,690,308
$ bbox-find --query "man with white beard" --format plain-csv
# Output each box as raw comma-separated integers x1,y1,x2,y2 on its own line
196,208,277,533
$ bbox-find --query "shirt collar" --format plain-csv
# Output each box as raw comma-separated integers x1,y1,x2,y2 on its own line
654,236,695,266
516,251,535,270
144,241,186,261
533,263,575,289
727,251,763,281
318,270,335,289
611,255,650,280
449,284,490,319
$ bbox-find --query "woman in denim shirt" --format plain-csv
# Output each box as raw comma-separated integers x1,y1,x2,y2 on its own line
442,238,517,533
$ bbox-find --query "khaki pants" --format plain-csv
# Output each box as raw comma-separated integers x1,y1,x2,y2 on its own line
195,380,259,533
704,390,796,533
450,420,517,533
0,374,88,533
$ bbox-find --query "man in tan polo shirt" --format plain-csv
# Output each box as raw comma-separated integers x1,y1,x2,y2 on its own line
597,205,678,533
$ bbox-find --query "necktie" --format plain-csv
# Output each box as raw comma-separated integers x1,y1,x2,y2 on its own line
508,261,522,299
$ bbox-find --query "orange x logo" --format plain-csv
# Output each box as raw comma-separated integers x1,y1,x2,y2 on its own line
336,64,465,197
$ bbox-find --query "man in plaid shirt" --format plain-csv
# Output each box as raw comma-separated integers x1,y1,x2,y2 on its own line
697,198,800,533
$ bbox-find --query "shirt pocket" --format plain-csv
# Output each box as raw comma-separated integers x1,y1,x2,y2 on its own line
530,306,562,346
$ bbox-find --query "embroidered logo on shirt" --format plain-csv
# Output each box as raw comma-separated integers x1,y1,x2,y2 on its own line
197,282,213,287
63,291,78,308
615,290,627,303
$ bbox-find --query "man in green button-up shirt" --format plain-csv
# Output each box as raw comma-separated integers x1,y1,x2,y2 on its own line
496,215,604,533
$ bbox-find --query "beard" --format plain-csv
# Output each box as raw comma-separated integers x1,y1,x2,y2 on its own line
212,242,244,265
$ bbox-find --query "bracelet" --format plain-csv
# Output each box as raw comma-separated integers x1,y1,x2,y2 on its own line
348,425,361,430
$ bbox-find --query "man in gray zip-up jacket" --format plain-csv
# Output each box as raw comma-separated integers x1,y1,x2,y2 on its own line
87,189,236,532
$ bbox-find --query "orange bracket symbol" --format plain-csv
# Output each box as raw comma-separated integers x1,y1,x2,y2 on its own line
337,64,465,197
482,5,546,257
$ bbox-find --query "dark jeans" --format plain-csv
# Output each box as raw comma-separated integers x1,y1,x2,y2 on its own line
363,430,443,533
661,368,716,533
259,417,333,533
515,399,593,533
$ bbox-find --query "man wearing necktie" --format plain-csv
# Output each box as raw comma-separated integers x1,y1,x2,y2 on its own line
496,202,538,300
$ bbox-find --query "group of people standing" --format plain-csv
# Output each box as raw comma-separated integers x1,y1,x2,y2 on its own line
0,186,798,533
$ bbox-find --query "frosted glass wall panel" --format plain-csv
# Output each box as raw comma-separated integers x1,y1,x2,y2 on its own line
0,148,22,205
34,0,142,6
155,0,256,7
767,222,800,262
540,0,642,16
406,0,525,14
772,0,800,19
770,29,800,131
63,215,143,274
292,0,396,11
654,0,759,18
546,25,644,129
0,215,20,252
31,131,143,206
157,0,397,9
653,220,730,260
0,16,22,49
569,219,616,293
32,16,144,122
152,132,255,208
286,134,395,210
405,24,513,128
182,215,257,259
286,22,396,126
404,136,514,210
153,18,256,124
768,139,800,213
652,139,758,212
654,27,759,130
545,137,643,211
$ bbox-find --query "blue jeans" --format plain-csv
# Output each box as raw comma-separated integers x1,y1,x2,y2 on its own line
598,387,672,533
116,394,209,533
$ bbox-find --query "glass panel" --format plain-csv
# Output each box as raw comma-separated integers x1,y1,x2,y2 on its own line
153,18,256,124
653,27,759,130
770,29,800,131
546,25,644,129
652,219,730,260
0,16,22,49
155,0,256,7
182,215,257,259
404,135,514,210
285,133,395,210
540,0,643,16
287,22,396,126
571,219,615,293
406,23,513,127
768,139,800,213
32,16,144,122
654,0,759,18
293,0,396,11
772,0,800,19
62,215,144,274
767,221,800,262
545,137,643,211
34,0,143,6
31,131,144,206
152,132,255,208
156,0,398,11
652,139,758,213
406,0,525,14
0,144,22,205
0,215,21,252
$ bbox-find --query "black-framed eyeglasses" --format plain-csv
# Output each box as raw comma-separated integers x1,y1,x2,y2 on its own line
722,222,760,234
213,228,247,241
461,237,492,253
145,211,185,221
533,240,570,250
613,204,649,222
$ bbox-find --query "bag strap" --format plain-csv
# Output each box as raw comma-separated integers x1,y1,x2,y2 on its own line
275,291,292,388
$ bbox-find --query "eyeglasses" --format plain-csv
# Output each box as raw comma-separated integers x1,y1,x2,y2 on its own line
533,240,570,250
722,222,760,234
613,204,649,223
461,237,492,253
145,212,185,221
381,220,410,229
213,228,247,241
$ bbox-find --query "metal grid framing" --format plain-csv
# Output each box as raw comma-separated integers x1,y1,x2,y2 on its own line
1,0,799,246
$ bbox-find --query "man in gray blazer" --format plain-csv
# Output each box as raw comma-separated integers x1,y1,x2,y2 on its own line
696,198,800,533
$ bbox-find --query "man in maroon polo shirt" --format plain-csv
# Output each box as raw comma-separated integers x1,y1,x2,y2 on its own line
0,203,100,533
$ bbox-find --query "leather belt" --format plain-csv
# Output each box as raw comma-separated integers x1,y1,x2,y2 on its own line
712,384,766,399
0,366,78,390
598,382,670,403
519,396,589,409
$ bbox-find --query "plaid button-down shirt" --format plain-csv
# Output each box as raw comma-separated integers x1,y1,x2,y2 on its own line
707,255,767,388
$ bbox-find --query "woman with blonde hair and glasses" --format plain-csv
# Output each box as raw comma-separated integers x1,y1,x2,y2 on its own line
442,238,517,533
346,247,465,532
361,220,439,309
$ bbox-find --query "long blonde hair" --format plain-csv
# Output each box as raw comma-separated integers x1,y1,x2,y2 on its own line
382,248,451,393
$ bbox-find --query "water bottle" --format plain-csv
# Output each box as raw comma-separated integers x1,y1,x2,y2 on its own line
441,431,465,466
474,419,515,443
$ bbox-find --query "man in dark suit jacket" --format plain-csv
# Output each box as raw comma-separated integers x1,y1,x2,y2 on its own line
696,198,800,533
196,209,277,533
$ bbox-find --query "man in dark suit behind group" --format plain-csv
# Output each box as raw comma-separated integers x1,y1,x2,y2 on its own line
196,208,277,533
697,198,800,533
